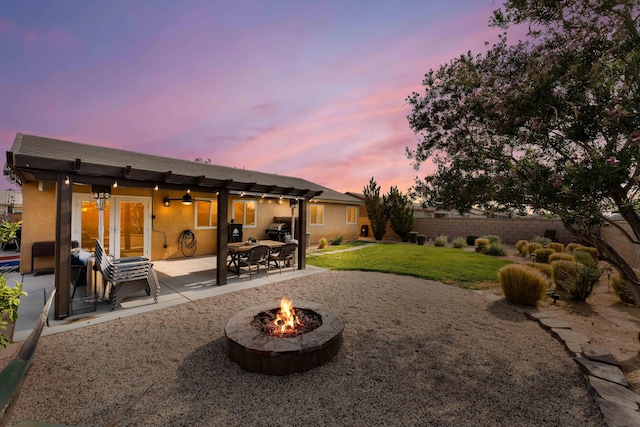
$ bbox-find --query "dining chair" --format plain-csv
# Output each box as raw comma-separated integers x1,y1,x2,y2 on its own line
238,245,270,279
269,242,297,273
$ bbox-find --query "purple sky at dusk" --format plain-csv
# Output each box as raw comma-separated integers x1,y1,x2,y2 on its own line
0,0,508,194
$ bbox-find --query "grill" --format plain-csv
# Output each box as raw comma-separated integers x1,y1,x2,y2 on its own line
265,222,290,242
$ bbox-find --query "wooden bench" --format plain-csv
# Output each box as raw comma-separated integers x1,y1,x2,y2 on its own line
94,240,160,310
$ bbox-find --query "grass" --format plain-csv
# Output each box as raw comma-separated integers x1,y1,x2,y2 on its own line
316,240,372,252
307,243,512,289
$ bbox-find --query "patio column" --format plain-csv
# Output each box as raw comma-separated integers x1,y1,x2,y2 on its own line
297,198,307,269
54,173,72,319
216,188,229,285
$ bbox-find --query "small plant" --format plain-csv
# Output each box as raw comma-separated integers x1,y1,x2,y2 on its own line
515,240,529,256
329,236,343,245
534,248,555,264
481,234,501,244
499,264,548,306
475,238,490,253
551,260,577,291
532,235,552,246
466,235,478,246
610,270,636,305
434,235,448,247
416,234,426,245
0,274,27,348
566,243,580,253
0,220,21,245
409,231,418,244
564,259,607,301
452,237,466,248
548,253,575,263
318,238,328,249
485,241,507,256
547,242,564,253
527,242,543,256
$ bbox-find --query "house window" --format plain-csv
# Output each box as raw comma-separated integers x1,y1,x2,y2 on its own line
310,204,324,225
195,199,218,229
347,206,358,224
233,200,256,227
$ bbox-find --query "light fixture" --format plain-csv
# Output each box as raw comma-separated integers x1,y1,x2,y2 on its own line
154,184,159,191
64,176,70,185
91,184,112,200
163,196,171,207
163,189,193,207
113,180,118,188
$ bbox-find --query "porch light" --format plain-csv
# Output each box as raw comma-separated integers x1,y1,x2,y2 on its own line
91,184,112,200
113,180,118,188
64,176,70,185
154,184,159,191
163,189,192,207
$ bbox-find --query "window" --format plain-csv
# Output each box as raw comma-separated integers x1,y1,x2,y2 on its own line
195,199,218,229
346,206,358,224
233,200,256,227
310,204,324,225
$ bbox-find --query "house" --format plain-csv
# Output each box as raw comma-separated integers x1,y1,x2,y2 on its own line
5,133,362,319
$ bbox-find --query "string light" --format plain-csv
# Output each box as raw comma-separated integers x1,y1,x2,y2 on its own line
113,180,118,188
64,176,70,185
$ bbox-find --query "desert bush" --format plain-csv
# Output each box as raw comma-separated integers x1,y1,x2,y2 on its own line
564,260,607,301
551,260,577,291
499,265,548,306
417,234,426,245
610,271,636,304
573,250,595,265
481,234,501,244
452,237,466,248
548,242,564,253
532,235,552,246
548,253,575,263
515,240,529,256
574,245,598,260
466,235,478,246
527,242,543,255
533,248,556,264
485,241,507,256
434,235,448,247
566,243,580,253
475,238,490,253
329,236,343,245
318,238,328,249
525,262,554,282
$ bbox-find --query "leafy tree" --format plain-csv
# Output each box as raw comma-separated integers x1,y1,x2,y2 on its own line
406,1,640,303
363,177,388,240
383,186,414,242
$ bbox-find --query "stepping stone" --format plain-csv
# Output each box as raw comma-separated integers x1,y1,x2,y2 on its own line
539,317,572,330
575,358,629,387
589,376,640,410
524,310,551,321
582,343,621,367
595,397,640,427
551,328,590,354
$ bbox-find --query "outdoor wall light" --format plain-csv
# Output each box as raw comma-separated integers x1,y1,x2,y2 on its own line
154,184,159,191
91,184,111,200
163,189,192,207
113,180,118,188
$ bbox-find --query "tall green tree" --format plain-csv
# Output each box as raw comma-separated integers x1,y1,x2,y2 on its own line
406,1,640,303
363,177,388,240
384,186,414,242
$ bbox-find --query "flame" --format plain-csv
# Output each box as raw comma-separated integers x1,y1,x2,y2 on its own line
273,297,300,335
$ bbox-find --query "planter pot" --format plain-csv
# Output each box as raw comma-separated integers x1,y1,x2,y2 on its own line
409,232,418,244
417,235,426,245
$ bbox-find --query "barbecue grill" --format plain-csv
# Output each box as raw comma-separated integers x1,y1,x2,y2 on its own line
265,222,290,242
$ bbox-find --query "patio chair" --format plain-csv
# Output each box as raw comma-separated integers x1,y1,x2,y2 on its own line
237,245,270,279
94,240,160,310
269,242,297,273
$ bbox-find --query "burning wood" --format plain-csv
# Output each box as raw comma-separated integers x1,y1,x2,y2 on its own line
252,297,322,337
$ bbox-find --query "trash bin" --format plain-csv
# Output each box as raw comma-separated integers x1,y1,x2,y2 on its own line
306,232,311,248
360,225,369,237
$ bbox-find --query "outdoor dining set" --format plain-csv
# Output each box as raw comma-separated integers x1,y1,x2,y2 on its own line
227,240,298,279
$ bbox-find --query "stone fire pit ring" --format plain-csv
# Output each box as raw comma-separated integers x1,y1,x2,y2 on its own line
224,300,344,375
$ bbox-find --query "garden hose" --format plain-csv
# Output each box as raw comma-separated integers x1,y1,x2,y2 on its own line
178,230,197,257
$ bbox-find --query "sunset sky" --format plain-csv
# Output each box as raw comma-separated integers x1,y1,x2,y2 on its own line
0,0,508,194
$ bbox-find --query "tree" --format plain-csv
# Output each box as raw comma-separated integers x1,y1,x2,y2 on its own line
406,1,640,303
363,177,388,240
384,186,414,242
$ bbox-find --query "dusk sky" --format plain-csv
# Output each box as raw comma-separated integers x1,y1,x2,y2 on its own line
0,1,508,194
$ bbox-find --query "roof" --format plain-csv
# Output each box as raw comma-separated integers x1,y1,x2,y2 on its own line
7,133,361,203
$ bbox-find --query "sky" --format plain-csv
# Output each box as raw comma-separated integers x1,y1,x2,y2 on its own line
0,0,508,195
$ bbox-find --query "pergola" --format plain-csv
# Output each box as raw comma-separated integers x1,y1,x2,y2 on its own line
6,133,323,319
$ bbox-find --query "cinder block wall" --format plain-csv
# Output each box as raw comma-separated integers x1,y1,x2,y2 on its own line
412,217,573,245
600,221,640,269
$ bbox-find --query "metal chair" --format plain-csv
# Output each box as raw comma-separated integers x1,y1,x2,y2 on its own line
237,245,270,279
269,242,297,273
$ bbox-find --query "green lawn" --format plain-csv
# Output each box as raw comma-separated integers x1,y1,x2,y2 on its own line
307,243,512,289
316,240,371,252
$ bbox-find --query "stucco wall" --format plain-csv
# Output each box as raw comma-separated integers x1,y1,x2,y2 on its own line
20,182,58,273
307,202,360,244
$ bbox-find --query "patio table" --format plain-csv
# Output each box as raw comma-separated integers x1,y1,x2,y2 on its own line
227,240,285,275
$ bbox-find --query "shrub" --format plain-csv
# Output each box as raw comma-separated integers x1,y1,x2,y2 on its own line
564,260,607,301
525,262,554,282
485,241,507,256
515,240,529,256
527,242,543,255
566,243,580,253
0,274,27,348
551,260,577,291
534,248,556,264
318,238,328,249
548,242,564,253
610,270,636,305
548,253,575,263
574,245,598,261
329,236,343,245
416,234,426,245
434,235,448,247
409,231,418,243
499,264,548,306
452,237,466,249
475,238,490,253
481,234,501,244
574,250,595,265
532,235,552,246
466,235,478,246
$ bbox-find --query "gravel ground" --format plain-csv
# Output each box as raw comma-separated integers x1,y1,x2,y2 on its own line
5,271,604,426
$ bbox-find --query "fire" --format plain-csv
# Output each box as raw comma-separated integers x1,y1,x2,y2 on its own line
273,297,300,335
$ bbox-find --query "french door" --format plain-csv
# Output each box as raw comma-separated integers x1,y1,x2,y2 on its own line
73,195,151,259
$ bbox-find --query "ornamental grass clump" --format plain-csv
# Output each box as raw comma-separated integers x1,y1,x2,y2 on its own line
551,260,577,291
499,264,548,306
527,242,543,255
534,248,556,264
548,242,564,253
318,238,328,249
610,270,636,305
574,246,598,261
566,243,580,253
434,235,448,247
515,240,529,256
485,241,507,256
574,250,596,265
548,253,575,263
525,262,553,282
481,234,501,244
452,237,466,248
532,236,552,246
475,238,490,253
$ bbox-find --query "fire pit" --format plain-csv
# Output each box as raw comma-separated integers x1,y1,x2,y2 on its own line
225,298,344,375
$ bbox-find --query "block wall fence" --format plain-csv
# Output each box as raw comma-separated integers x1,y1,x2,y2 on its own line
600,221,640,269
